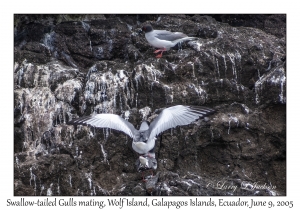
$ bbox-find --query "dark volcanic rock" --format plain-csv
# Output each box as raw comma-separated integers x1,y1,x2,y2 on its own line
14,14,286,196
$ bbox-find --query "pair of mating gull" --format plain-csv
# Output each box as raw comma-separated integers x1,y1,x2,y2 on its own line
69,105,215,181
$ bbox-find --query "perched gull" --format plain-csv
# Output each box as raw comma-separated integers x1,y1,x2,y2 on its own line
141,24,198,58
135,155,157,181
69,105,215,157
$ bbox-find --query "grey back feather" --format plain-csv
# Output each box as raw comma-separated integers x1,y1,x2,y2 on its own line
154,30,187,41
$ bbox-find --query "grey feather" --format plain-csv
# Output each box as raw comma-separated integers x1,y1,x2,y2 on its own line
155,31,187,41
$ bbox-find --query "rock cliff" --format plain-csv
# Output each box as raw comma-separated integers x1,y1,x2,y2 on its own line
14,14,286,196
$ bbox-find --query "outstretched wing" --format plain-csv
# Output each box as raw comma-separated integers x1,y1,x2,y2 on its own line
69,114,137,138
148,105,215,140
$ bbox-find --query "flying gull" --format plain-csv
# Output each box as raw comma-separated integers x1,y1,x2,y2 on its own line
69,105,215,157
141,24,198,58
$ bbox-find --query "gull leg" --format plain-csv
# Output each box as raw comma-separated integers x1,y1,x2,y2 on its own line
146,152,155,158
155,52,163,58
154,48,166,58
154,48,166,53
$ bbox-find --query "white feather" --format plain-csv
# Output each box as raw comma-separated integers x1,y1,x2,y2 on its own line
72,114,136,138
148,105,214,140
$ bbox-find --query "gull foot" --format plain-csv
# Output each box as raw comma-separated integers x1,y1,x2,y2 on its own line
155,53,163,58
154,48,166,58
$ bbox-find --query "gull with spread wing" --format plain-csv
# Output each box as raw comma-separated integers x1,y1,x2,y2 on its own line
69,105,215,157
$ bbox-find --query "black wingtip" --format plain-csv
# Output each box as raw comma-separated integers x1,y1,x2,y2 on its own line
188,105,216,118
189,105,215,111
67,116,93,126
